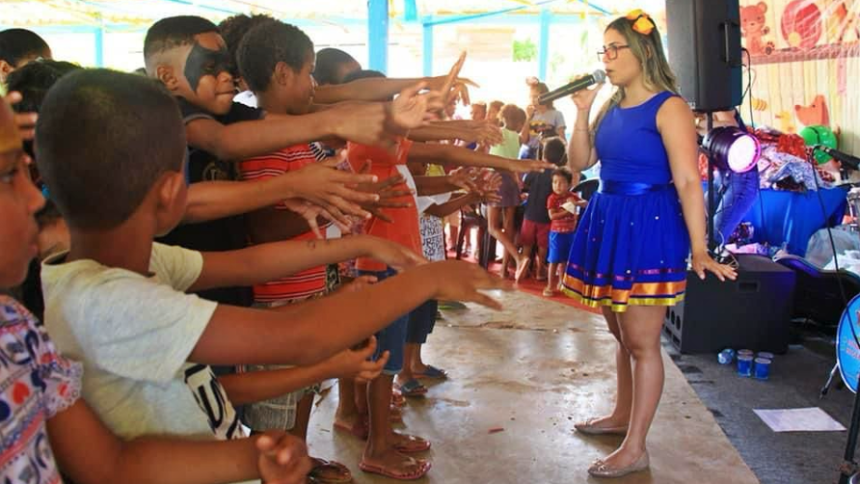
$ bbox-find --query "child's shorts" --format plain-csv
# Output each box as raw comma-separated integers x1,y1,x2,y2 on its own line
241,293,324,431
520,219,550,248
548,231,575,263
359,268,411,375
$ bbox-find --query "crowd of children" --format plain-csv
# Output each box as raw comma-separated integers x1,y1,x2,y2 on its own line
0,16,587,483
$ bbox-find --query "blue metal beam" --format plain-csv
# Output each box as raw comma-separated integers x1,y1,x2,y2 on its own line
368,0,388,73
94,25,104,67
404,0,418,22
422,21,433,76
538,7,551,80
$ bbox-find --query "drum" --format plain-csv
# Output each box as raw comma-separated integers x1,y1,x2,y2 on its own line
837,294,860,392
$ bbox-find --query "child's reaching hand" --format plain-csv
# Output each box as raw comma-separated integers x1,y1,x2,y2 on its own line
288,156,379,219
280,198,351,239
255,431,313,484
321,336,390,382
359,235,427,272
422,260,512,310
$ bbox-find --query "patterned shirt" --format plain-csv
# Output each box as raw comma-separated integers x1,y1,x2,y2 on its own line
547,192,581,233
239,144,329,303
0,296,82,484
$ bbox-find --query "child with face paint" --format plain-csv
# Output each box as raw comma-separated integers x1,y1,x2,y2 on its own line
0,93,315,484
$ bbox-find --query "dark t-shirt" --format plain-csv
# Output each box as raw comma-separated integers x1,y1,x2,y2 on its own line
523,168,554,224
157,99,263,308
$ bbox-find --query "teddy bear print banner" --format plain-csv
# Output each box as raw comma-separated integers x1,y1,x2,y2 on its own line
732,0,859,157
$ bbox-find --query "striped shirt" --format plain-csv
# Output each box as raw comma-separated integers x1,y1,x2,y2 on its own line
239,144,329,302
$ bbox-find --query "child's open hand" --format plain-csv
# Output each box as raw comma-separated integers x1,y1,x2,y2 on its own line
362,235,427,272
355,164,414,223
256,431,312,484
387,82,431,133
423,260,512,310
289,156,378,220
323,336,389,382
280,198,351,239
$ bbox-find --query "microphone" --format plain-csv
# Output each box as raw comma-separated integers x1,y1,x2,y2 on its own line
538,70,606,105
814,145,860,170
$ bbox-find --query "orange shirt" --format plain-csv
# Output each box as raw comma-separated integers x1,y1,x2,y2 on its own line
347,138,422,272
240,144,328,302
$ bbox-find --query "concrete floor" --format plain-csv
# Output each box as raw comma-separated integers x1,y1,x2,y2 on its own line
307,291,760,483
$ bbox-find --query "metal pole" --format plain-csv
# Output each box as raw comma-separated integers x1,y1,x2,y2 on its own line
707,113,717,252
367,0,389,74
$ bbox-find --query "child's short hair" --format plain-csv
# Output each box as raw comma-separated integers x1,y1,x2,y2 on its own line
542,137,566,166
237,21,313,93
489,100,504,111
500,104,526,128
552,168,573,185
0,29,49,66
314,48,358,86
35,69,186,230
218,13,276,75
143,16,219,63
6,60,80,114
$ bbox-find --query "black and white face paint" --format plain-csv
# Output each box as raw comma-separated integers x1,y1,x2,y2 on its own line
183,42,232,92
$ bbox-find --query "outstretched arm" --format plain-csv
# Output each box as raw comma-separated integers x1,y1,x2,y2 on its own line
191,235,425,293
48,400,310,484
191,260,509,367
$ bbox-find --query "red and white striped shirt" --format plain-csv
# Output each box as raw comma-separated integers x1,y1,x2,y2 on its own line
239,144,329,302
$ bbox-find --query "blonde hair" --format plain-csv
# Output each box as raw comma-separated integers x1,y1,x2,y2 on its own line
592,15,679,131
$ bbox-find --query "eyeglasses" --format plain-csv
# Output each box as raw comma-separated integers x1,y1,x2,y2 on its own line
597,45,630,61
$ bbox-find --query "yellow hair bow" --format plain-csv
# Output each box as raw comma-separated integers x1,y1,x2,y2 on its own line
626,9,655,36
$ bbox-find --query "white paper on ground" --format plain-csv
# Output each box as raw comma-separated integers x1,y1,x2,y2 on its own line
754,407,846,432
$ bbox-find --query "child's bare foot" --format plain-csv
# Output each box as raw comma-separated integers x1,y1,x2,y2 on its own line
390,431,431,453
515,257,530,282
360,449,431,480
542,288,556,297
334,413,369,439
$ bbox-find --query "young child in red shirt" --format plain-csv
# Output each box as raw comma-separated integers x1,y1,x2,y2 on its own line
544,169,585,296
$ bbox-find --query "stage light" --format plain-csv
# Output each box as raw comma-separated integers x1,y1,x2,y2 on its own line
702,126,761,174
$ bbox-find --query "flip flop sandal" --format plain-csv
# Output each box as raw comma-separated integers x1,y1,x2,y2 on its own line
395,379,427,397
392,389,407,407
391,405,404,423
392,433,432,453
413,365,447,380
308,457,353,484
359,458,431,480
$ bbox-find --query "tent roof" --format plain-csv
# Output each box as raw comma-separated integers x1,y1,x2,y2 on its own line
2,0,666,28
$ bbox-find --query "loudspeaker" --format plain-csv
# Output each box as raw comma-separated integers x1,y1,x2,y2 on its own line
666,0,743,112
664,254,796,354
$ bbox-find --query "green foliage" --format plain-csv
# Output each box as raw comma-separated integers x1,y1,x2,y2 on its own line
513,38,537,62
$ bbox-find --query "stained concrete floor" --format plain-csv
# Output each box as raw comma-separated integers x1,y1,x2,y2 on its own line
307,290,759,483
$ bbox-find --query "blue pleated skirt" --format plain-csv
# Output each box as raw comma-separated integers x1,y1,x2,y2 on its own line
561,181,691,312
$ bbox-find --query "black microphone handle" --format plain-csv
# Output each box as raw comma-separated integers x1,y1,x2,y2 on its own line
538,76,595,105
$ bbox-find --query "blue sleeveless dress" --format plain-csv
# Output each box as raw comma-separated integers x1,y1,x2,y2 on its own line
561,91,690,312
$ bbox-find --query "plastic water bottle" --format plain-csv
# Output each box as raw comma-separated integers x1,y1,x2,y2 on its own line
718,348,735,365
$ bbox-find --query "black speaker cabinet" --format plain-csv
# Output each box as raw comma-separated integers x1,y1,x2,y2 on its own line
664,254,796,354
666,0,743,112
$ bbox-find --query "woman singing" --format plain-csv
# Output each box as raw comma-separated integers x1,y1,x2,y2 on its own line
562,10,737,478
